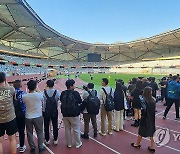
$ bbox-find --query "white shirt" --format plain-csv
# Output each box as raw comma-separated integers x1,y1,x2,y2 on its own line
22,92,44,119
99,86,114,104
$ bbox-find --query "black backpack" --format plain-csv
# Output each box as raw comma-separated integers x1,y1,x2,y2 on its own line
86,90,100,115
102,88,114,111
61,91,77,117
13,91,23,118
44,90,57,117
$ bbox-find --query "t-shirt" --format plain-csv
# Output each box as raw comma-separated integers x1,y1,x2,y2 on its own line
0,86,15,123
43,89,61,112
99,86,114,105
22,92,44,119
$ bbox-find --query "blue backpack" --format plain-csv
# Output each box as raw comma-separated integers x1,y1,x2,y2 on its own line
167,81,180,99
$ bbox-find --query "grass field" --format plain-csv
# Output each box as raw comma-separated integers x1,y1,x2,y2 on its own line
79,73,163,90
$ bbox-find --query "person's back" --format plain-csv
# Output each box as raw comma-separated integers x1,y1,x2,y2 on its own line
148,78,158,98
0,85,15,123
99,78,114,136
61,89,81,117
81,83,99,139
164,76,180,120
60,79,82,148
167,80,179,100
13,80,27,153
23,92,43,119
0,72,17,154
43,80,60,146
22,80,44,154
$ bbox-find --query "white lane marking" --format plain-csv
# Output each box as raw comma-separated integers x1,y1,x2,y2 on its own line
156,126,180,134
96,119,180,152
155,111,164,116
33,132,54,154
89,136,121,154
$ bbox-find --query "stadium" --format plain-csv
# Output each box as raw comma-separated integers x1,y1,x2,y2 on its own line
0,0,179,154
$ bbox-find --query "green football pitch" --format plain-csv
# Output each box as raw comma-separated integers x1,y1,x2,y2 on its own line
79,73,163,91
55,73,163,91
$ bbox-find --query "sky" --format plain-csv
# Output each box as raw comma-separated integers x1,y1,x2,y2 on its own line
27,0,180,44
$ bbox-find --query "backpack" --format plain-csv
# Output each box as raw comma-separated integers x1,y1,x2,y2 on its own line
44,90,57,117
13,91,23,118
86,90,100,115
102,88,114,111
167,81,179,99
61,91,77,117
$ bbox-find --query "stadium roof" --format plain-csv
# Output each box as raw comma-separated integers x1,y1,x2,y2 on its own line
0,0,180,61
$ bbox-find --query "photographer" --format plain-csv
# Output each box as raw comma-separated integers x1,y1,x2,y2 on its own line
80,83,100,139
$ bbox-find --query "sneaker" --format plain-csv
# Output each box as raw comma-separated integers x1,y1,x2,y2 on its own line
76,142,83,148
19,145,26,153
53,139,58,145
99,131,106,136
16,144,20,149
163,116,166,119
108,131,113,135
175,118,180,121
67,145,72,148
113,128,119,132
81,134,89,139
30,149,35,154
39,147,45,154
44,140,50,145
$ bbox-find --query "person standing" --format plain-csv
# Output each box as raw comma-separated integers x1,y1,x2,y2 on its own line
13,80,27,153
131,81,143,127
159,77,168,106
43,80,60,145
80,83,100,139
0,72,17,154
131,87,156,153
99,78,114,136
60,79,82,148
148,77,158,99
163,76,180,120
22,80,44,154
113,82,125,131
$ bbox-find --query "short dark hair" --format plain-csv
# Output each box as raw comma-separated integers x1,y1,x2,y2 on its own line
151,77,155,82
13,80,21,89
0,72,6,83
87,83,94,89
172,75,178,81
65,79,75,89
27,80,37,91
116,82,123,91
136,80,142,90
46,80,54,88
102,78,108,85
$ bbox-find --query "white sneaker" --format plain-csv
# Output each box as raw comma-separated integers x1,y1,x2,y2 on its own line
16,144,20,149
19,145,26,153
53,139,58,145
44,140,50,145
99,131,106,136
76,142,83,148
108,131,113,135
67,145,72,148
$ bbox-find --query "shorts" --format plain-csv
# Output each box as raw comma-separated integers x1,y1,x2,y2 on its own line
0,118,17,137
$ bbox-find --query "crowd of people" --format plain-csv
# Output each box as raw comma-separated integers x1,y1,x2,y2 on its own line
0,71,179,154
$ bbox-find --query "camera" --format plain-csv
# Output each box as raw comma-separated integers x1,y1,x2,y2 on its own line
82,85,88,91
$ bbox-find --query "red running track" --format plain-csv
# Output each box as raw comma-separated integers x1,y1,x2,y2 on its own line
2,76,180,154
